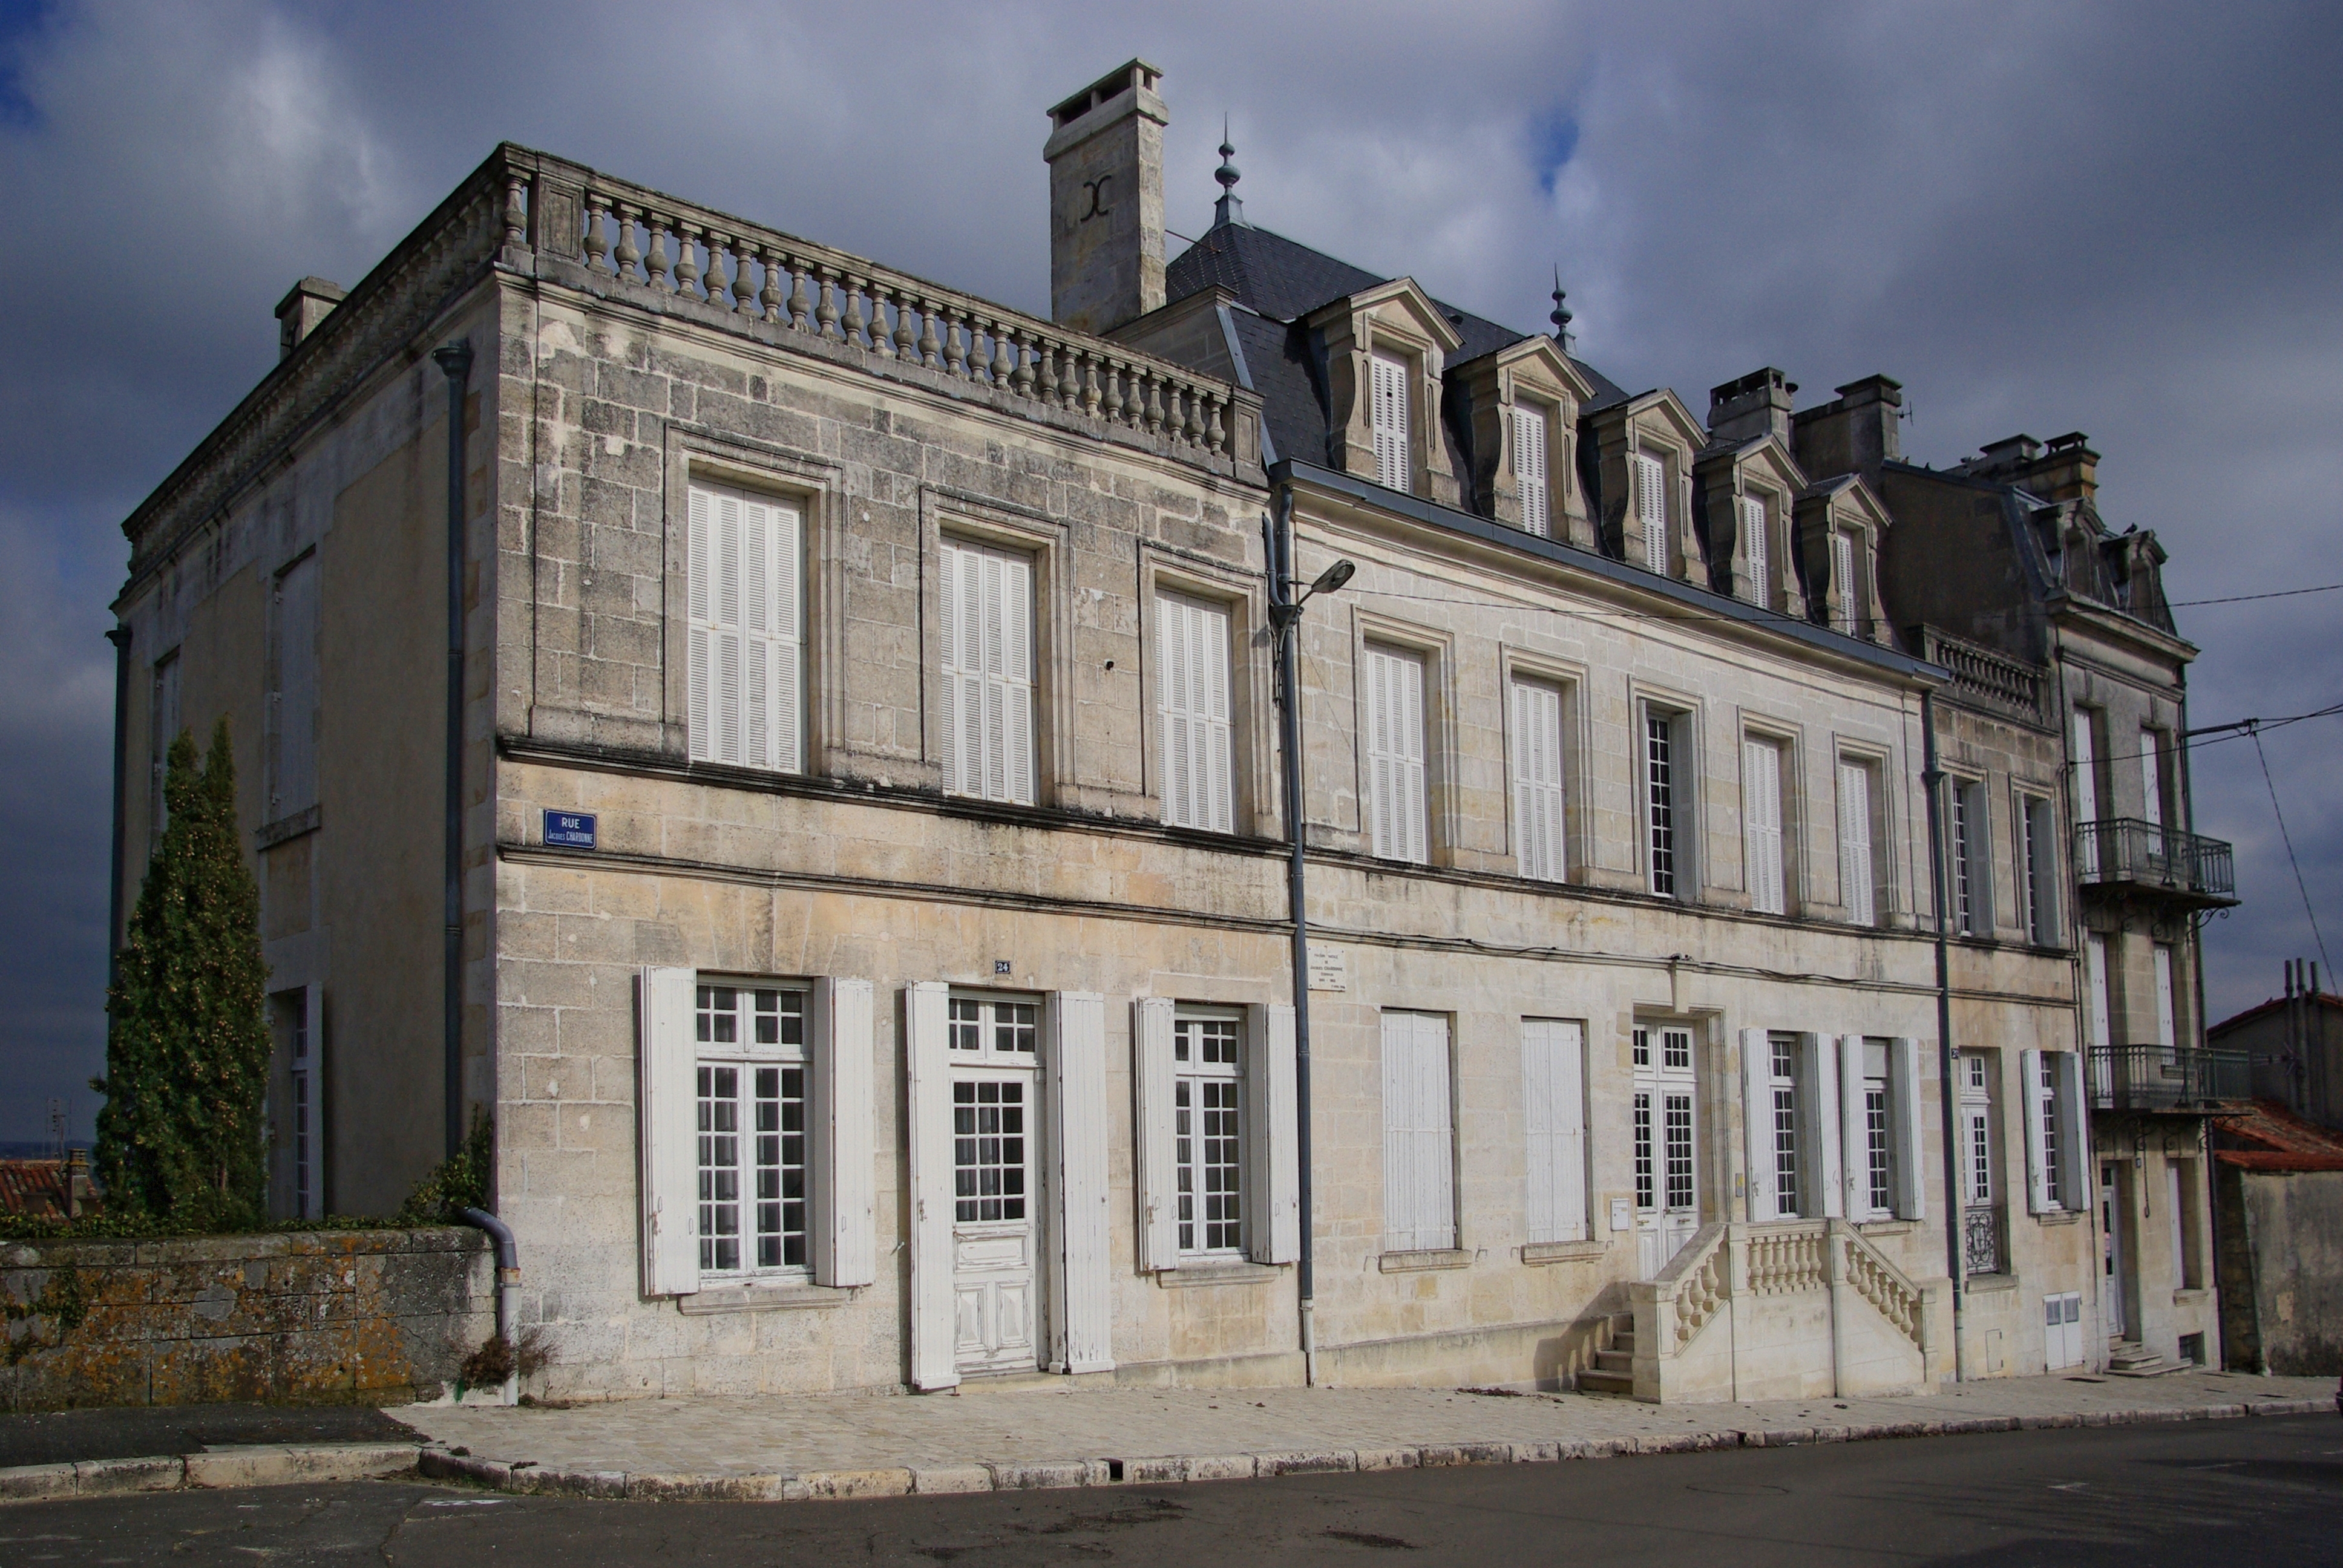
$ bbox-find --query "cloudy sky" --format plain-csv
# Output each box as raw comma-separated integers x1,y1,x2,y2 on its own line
2,1,2336,1142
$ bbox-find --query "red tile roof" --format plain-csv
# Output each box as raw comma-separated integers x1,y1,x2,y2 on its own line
0,1160,71,1217
2211,1099,2343,1172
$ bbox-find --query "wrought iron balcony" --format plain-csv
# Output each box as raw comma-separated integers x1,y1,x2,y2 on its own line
2086,1044,2250,1112
2073,818,2237,907
1962,1204,2005,1278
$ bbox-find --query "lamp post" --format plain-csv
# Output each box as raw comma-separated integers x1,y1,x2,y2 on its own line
1267,483,1353,1387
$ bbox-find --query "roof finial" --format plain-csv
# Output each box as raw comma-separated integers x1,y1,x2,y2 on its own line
1550,266,1575,351
1214,117,1250,228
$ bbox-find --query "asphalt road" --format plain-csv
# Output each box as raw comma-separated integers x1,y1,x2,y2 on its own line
5,1414,2337,1566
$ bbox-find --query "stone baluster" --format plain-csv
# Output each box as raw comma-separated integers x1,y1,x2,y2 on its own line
1004,328,1031,397
968,317,993,384
1183,384,1204,446
1143,369,1164,433
757,246,784,322
1207,393,1227,455
1121,361,1144,425
863,283,894,358
644,215,673,293
611,202,640,282
1100,360,1123,423
1035,338,1059,405
1063,346,1085,413
913,299,940,367
991,323,1016,388
583,194,612,275
1071,350,1094,416
784,255,811,330
707,233,735,308
942,307,968,378
814,266,841,341
503,172,528,249
893,290,918,360
735,241,762,318
842,273,868,347
673,223,704,299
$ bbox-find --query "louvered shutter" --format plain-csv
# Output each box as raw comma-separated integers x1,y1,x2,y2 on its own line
1382,1013,1453,1250
1132,997,1179,1271
1740,1028,1775,1221
811,977,875,1288
1512,405,1549,537
1830,530,1856,633
999,549,1035,803
637,965,700,1297
942,540,1035,804
1511,679,1565,882
687,488,712,760
2152,945,2177,1047
2085,934,2112,1048
1246,1002,1301,1264
1743,739,1784,915
904,982,958,1389
1523,1019,1587,1244
1364,646,1429,864
1158,594,1232,832
1159,596,1193,828
1634,454,1668,573
1838,1034,1869,1218
1805,1032,1844,1219
2054,1051,2088,1212
1740,495,1769,606
2020,1048,2053,1215
1838,761,1875,926
1371,353,1410,491
1891,1036,1926,1220
1045,991,1112,1373
687,483,802,773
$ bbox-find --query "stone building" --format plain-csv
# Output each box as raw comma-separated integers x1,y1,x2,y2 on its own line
109,60,2145,1402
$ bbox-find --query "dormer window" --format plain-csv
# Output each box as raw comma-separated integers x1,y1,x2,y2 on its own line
1633,452,1668,574
1831,528,1858,635
1512,404,1550,537
1739,495,1769,609
1371,351,1411,491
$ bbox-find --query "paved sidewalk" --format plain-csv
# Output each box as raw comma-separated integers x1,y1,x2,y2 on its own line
393,1370,2338,1501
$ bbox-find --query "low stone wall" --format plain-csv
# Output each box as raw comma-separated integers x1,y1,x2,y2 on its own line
2219,1166,2343,1376
0,1227,493,1411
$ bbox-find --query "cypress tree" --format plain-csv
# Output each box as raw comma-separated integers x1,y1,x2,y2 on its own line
94,717,272,1230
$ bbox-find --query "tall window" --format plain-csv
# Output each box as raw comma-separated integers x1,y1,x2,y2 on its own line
1830,529,1859,635
1838,759,1876,927
2071,705,2103,876
688,482,804,773
2085,933,2112,1048
1156,592,1233,832
1740,495,1770,607
1362,643,1429,863
2152,944,2178,1048
1509,677,1567,882
1633,452,1668,573
1381,1011,1455,1252
1860,1037,1893,1217
1963,1055,1994,1207
940,537,1035,803
2021,795,2059,945
290,998,314,1220
149,648,181,837
1371,352,1410,491
1522,1019,1587,1244
1951,779,1990,936
2138,729,2166,827
1173,1014,1244,1256
1769,1033,1801,1217
2035,1053,2062,1209
695,983,808,1275
1742,737,1786,916
1512,405,1550,537
1646,709,1685,898
1631,1026,1696,1221
267,553,319,822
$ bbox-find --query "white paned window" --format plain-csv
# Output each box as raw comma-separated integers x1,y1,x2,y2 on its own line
2021,1049,2085,1214
149,649,181,838
2035,1052,2062,1209
2153,944,2178,1048
268,553,319,820
1739,495,1770,607
2139,730,2165,827
1522,1019,1587,1244
940,537,1036,804
1634,452,1668,573
1770,1034,1801,1217
2022,795,2059,945
948,996,1037,1059
1509,677,1567,883
1830,529,1858,634
1512,405,1550,536
1743,1029,1841,1222
1362,643,1429,864
1646,709,1683,898
952,1079,1026,1222
1156,592,1234,833
1742,737,1786,916
1838,760,1876,927
1371,352,1411,491
1962,1055,1994,1207
694,983,809,1275
687,482,804,773
1380,1011,1455,1252
1844,1036,1898,1219
1951,779,1990,936
1172,1014,1244,1255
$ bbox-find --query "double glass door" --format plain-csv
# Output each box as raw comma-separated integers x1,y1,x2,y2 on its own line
1634,1026,1699,1277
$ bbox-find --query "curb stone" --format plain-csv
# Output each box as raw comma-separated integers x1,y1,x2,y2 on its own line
1,1444,420,1504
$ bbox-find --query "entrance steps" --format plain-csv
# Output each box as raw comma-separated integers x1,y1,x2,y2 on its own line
2105,1340,2183,1377
1574,1314,1637,1396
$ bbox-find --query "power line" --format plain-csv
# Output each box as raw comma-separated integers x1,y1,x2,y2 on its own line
2169,581,2343,608
2251,725,2332,976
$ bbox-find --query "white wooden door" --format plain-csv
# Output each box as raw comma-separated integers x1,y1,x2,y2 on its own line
946,995,1042,1374
2099,1160,2126,1340
1633,1026,1699,1276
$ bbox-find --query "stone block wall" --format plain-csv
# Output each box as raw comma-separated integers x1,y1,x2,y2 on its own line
0,1227,492,1411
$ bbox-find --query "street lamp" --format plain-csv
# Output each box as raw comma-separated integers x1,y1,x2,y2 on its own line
1267,484,1353,1387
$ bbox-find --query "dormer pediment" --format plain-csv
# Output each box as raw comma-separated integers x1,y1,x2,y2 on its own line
1593,388,1708,455
1452,333,1596,408
1698,433,1807,495
1802,471,1893,534
1305,276,1466,364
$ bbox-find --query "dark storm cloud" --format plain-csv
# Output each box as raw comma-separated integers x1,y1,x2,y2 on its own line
3,1,2335,1137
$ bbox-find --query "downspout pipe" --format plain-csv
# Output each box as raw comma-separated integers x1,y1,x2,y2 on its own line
459,1206,521,1405
1270,482,1318,1385
434,341,473,1161
105,626,131,995
1921,689,1965,1383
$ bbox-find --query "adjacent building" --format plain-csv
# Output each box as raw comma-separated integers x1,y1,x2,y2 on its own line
109,60,2228,1402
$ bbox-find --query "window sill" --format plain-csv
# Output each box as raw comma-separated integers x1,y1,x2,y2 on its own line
1519,1240,1607,1266
1856,1218,1917,1236
1377,1248,1472,1274
1153,1261,1283,1289
2173,1287,2211,1304
1963,1272,2020,1295
2034,1209,2084,1226
256,805,321,849
677,1281,859,1315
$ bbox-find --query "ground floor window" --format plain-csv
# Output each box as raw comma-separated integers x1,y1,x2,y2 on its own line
695,983,808,1276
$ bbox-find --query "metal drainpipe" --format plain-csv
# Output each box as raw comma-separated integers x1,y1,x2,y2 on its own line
105,625,131,995
1271,482,1318,1386
434,341,473,1161
1921,690,1965,1382
459,1206,521,1405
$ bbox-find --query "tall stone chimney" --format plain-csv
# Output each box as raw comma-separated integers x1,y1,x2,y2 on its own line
1708,367,1797,446
1791,374,1903,482
275,276,346,359
1044,60,1167,335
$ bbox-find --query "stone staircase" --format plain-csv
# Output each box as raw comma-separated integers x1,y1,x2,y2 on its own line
2106,1339,2182,1377
1575,1313,1637,1396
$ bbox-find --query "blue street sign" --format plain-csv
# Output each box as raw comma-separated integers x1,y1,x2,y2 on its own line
543,809,597,850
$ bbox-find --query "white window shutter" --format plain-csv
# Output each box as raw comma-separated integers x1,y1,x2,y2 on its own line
2020,1048,2052,1215
1512,405,1549,537
2152,946,2177,1047
1838,762,1875,927
1246,1002,1300,1264
1891,1036,1926,1220
1395,650,1428,863
2054,1052,2088,1212
1133,998,1179,1271
1158,597,1193,828
2139,733,2164,827
904,982,958,1389
1523,1019,1587,1244
1363,646,1428,864
637,966,699,1298
1838,1034,1869,1217
1743,739,1784,915
942,540,1035,804
765,499,803,773
1740,495,1769,605
1740,1028,1774,1221
1512,679,1565,883
1158,595,1233,833
1371,352,1410,491
1381,1014,1415,1247
811,977,875,1288
1382,1013,1453,1250
1831,530,1857,633
687,488,712,760
2085,935,2112,1048
1635,453,1667,573
1806,1033,1844,1219
687,484,802,774
1001,549,1035,803
1044,991,1113,1374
